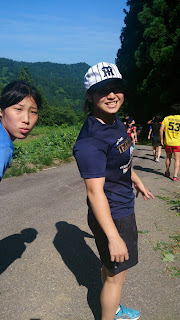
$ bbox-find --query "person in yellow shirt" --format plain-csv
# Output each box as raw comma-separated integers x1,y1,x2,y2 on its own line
160,104,180,181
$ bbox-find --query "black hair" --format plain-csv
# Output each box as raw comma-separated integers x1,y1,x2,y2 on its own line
0,80,42,110
84,98,94,114
127,120,132,126
169,103,180,115
154,114,161,122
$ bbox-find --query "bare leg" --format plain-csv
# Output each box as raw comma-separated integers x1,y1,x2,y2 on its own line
131,133,135,147
165,152,172,172
157,146,162,160
152,146,156,159
134,128,137,142
174,152,180,177
101,265,127,320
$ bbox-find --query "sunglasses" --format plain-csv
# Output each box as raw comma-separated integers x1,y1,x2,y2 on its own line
95,86,124,96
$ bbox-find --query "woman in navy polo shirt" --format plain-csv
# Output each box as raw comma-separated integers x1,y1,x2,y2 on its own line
73,62,154,320
0,81,42,181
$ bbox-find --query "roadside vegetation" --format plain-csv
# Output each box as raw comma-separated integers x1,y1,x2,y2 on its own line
154,192,180,277
156,193,180,216
153,233,180,278
3,125,81,179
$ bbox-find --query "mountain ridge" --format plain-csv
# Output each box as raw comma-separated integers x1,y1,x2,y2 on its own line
0,57,90,111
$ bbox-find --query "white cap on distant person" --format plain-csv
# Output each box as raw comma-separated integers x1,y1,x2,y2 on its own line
84,62,122,91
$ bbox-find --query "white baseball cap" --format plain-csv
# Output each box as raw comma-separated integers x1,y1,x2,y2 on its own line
84,62,122,91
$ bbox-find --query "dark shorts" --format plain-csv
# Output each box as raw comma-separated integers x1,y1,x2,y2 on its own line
152,136,161,147
88,212,138,275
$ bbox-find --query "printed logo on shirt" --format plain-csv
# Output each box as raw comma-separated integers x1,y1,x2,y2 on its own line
116,137,124,145
116,137,131,154
120,146,134,174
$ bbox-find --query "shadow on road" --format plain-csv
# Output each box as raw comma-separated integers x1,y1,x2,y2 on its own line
0,228,38,274
133,153,165,162
53,221,102,320
145,153,165,159
135,148,150,151
133,155,152,161
133,165,165,177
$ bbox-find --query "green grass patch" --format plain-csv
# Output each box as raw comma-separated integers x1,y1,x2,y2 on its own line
156,196,170,201
153,234,180,277
138,230,150,234
3,125,80,179
156,193,180,216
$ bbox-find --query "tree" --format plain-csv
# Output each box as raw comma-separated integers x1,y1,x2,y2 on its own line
116,0,180,122
52,104,78,126
0,77,4,94
18,66,34,86
37,85,54,126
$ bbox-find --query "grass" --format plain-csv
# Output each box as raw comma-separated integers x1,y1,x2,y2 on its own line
153,234,180,277
3,125,81,179
156,193,180,216
138,230,150,234
154,191,180,277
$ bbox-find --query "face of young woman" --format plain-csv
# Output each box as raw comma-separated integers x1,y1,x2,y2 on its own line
89,82,124,119
0,96,38,141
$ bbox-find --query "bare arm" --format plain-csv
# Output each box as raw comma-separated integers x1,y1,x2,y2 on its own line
131,168,154,200
84,177,129,263
160,123,165,145
147,117,155,124
148,128,152,139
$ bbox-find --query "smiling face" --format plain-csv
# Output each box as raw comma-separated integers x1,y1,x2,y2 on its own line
87,80,124,123
0,96,38,141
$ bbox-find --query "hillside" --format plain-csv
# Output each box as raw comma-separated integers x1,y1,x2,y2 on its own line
0,58,90,112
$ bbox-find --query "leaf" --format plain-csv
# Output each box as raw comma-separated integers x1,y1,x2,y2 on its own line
172,271,180,277
163,253,174,262
138,230,150,234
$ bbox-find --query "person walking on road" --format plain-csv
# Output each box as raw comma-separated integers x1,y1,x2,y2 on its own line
160,104,180,181
148,115,162,162
126,120,136,149
0,80,42,181
73,62,154,320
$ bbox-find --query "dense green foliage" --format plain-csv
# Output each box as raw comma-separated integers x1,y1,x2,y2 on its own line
3,125,80,179
116,0,180,122
0,58,89,125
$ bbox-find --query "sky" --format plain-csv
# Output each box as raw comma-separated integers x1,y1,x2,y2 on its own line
0,0,128,66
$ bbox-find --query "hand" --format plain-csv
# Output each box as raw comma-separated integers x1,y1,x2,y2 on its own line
161,139,164,146
148,135,150,140
108,235,129,263
134,183,154,200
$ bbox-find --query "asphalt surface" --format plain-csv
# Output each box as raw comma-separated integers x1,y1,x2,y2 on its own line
0,145,179,320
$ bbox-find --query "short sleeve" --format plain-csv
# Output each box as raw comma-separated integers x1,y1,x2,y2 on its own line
73,137,109,178
0,147,13,181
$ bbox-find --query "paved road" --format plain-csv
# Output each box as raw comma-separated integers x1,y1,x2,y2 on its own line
0,145,179,320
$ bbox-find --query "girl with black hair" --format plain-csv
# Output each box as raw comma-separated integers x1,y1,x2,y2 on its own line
73,62,154,320
0,80,42,180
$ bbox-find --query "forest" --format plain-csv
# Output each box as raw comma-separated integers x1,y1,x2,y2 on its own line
116,0,180,121
0,58,89,126
0,0,179,126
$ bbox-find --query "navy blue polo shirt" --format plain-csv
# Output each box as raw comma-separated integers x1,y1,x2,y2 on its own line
0,122,14,181
73,115,135,219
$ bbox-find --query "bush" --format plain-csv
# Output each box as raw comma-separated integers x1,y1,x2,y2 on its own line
3,125,80,179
